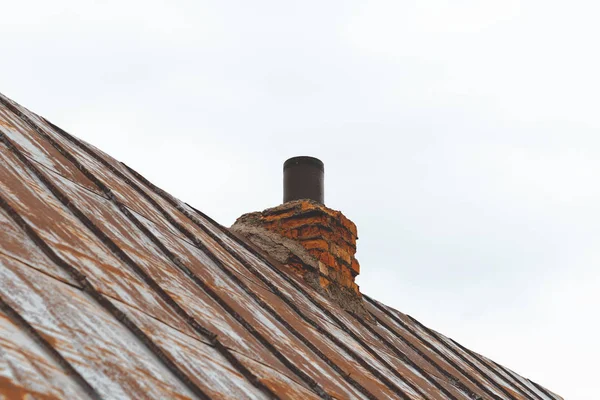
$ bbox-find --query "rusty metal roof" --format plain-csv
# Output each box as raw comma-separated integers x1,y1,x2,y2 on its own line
0,91,562,400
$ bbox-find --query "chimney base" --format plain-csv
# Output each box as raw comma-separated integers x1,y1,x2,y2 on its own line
232,199,365,310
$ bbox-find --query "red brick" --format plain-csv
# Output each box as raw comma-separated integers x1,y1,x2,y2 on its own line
262,209,297,221
279,215,330,230
245,200,361,292
350,258,360,275
301,239,329,251
339,215,357,237
316,251,335,267
296,225,323,238
331,243,351,264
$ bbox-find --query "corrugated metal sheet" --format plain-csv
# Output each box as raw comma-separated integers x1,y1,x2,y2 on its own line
0,91,562,400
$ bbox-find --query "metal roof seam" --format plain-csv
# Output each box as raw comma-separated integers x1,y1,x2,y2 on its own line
93,291,214,400
180,262,383,400
97,285,215,349
23,154,109,200
117,166,427,400
29,118,526,400
470,353,546,400
360,310,474,394
0,92,563,400
171,218,428,399
74,171,372,397
493,365,551,400
197,247,410,399
134,225,332,400
0,280,102,400
448,339,540,400
110,286,323,394
0,111,286,400
387,302,516,400
199,234,434,399
406,315,521,400
37,119,394,400
155,219,415,399
351,311,462,400
28,121,338,400
0,249,81,290
364,295,498,400
0,136,214,400
528,380,561,400
1,129,208,340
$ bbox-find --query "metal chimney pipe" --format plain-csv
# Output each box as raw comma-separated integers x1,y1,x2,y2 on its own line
283,156,324,204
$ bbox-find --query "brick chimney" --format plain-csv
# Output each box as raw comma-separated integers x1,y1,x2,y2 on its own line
232,157,363,302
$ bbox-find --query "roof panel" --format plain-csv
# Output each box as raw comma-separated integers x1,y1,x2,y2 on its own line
0,205,76,286
109,298,270,400
0,307,93,400
0,255,197,400
0,103,99,195
364,297,492,399
13,119,403,399
40,157,296,375
0,145,196,338
0,91,561,400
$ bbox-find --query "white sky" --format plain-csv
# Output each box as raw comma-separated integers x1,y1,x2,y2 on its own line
1,1,598,398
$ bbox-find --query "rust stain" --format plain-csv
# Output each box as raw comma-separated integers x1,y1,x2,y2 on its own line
0,91,562,400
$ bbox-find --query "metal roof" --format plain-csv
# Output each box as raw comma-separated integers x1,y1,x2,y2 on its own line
0,91,561,400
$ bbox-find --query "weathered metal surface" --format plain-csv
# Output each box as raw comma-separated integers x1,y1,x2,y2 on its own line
25,112,268,291
45,165,295,375
0,206,76,287
0,103,100,196
364,297,492,399
108,298,271,400
0,91,561,400
13,112,401,398
369,298,553,400
477,354,555,400
0,145,197,339
154,205,457,399
0,255,197,399
0,307,93,400
59,150,422,398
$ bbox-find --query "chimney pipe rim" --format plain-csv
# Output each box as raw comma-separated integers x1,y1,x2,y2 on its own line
284,156,324,172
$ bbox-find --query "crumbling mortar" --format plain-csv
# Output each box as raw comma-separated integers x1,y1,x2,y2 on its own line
233,201,361,295
231,223,371,320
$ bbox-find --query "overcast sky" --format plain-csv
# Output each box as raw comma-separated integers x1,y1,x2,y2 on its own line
2,1,598,398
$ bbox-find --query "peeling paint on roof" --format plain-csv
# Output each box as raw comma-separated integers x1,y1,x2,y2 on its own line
0,91,562,400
